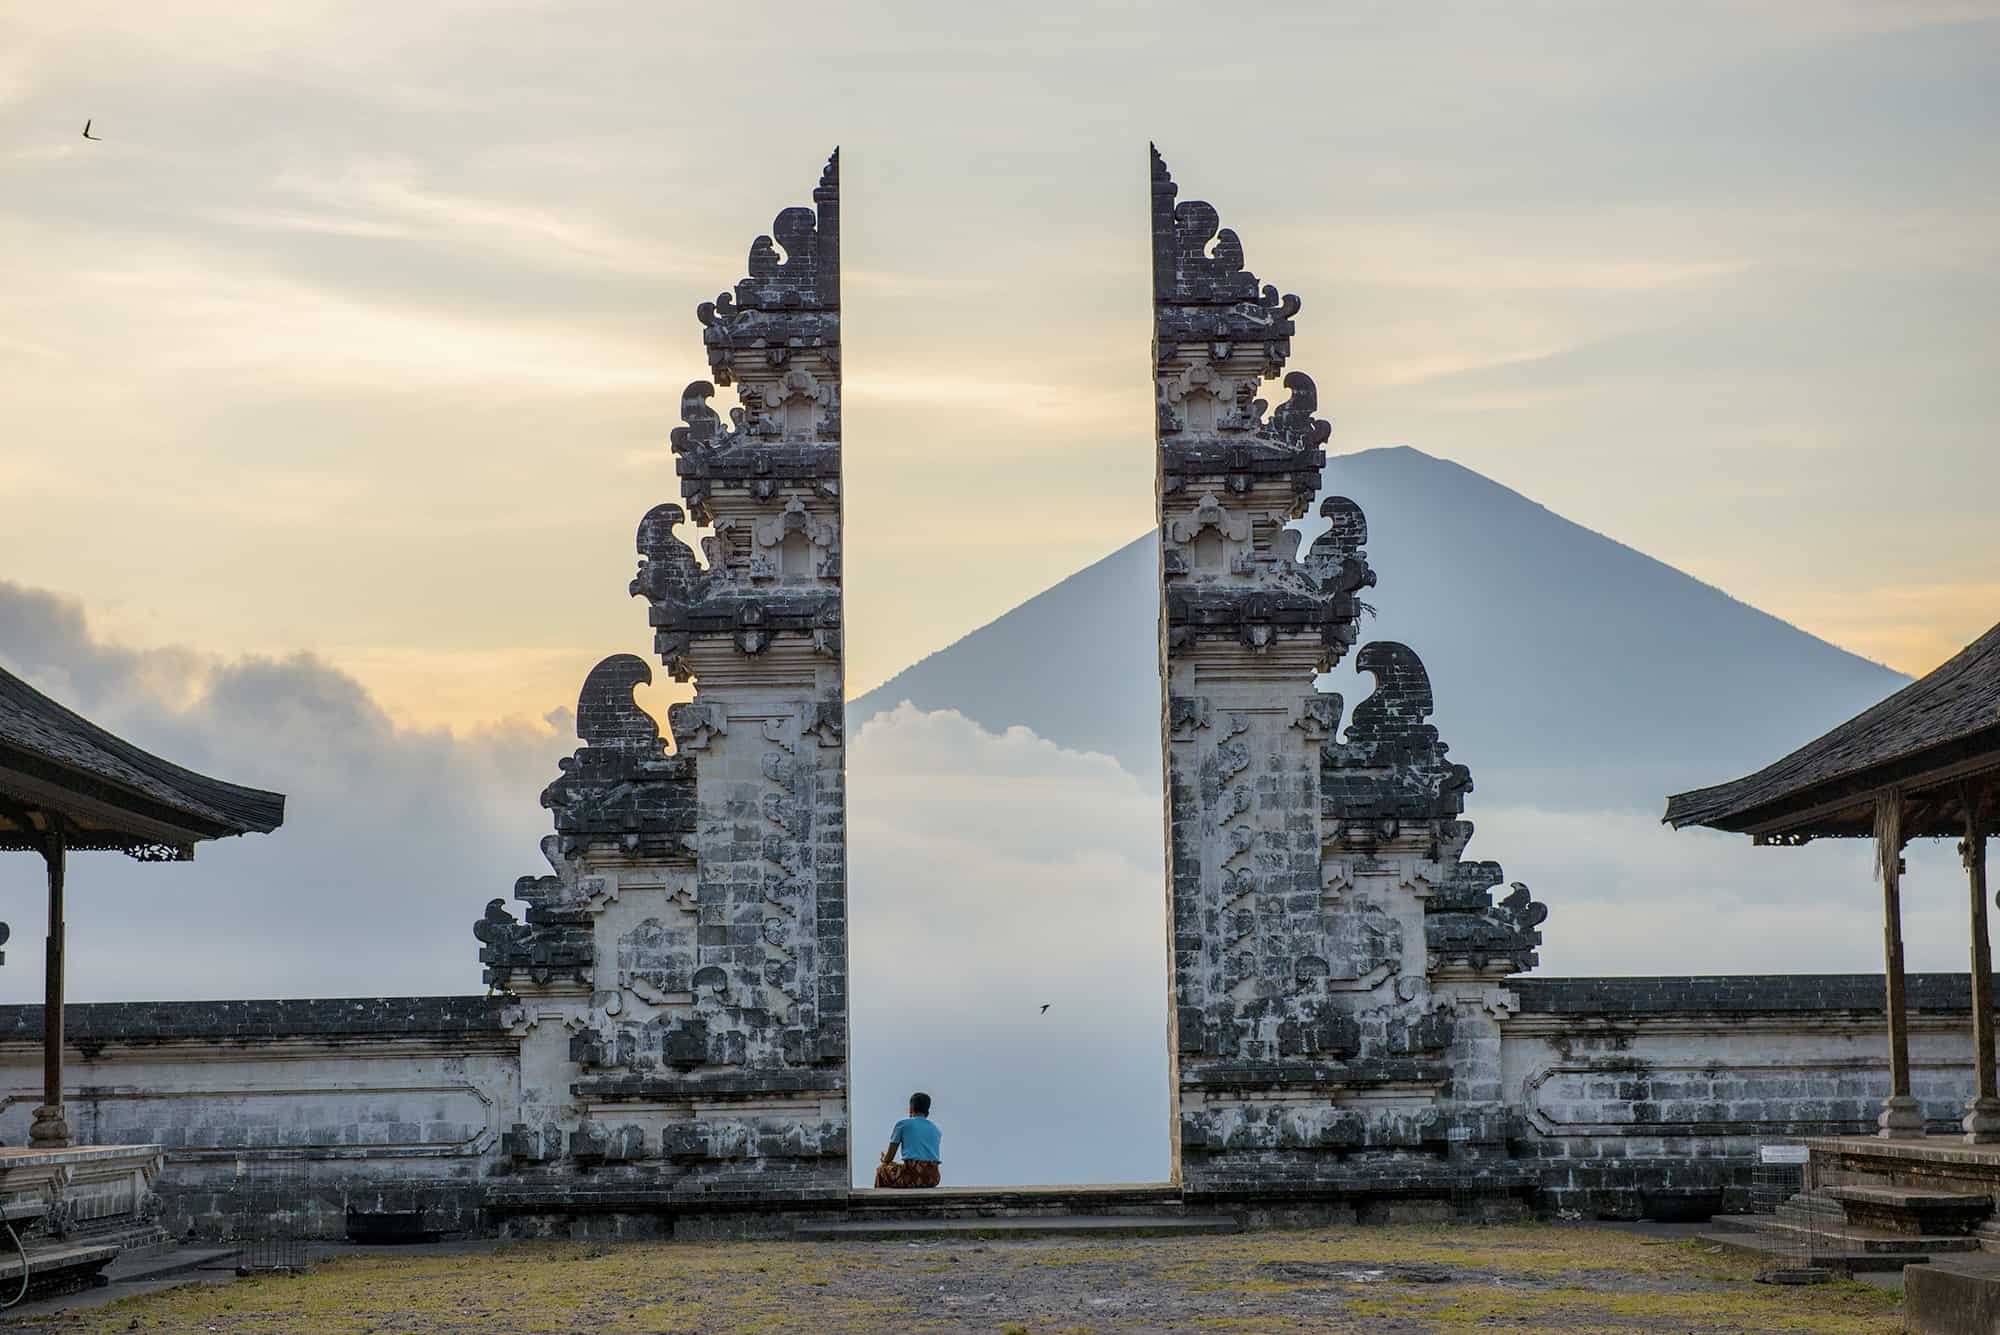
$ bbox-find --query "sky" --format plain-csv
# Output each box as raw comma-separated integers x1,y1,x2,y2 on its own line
4,2,2000,731
4,2,2000,1184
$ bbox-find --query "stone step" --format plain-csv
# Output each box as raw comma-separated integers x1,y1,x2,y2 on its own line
797,1213,1239,1241
1774,1192,1846,1225
1824,1184,1993,1210
1697,1230,1926,1275
1823,1182,1993,1236
1704,1214,1979,1259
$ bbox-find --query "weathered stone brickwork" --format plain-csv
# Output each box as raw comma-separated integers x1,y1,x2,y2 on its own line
476,152,848,1205
1505,974,1995,1217
1152,147,1546,1201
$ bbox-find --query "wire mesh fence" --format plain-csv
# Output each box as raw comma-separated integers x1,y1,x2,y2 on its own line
1749,1141,1805,1214
231,1157,310,1275
1753,1140,1838,1284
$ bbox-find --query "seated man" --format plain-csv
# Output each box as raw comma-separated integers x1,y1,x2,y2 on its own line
874,1090,942,1189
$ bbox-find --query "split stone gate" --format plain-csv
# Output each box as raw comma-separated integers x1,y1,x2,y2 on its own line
470,147,1548,1207
2,150,1986,1240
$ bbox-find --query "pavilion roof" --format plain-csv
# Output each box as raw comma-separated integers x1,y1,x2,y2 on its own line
1664,620,2000,841
0,664,285,860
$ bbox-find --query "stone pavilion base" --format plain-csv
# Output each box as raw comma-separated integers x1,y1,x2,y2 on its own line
0,1144,166,1297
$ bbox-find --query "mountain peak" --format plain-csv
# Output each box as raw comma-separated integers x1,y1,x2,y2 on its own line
851,453,1905,806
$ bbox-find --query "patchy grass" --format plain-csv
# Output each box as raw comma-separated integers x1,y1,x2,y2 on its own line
7,1225,1902,1334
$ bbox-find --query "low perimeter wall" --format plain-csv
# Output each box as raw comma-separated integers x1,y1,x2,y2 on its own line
0,998,516,1239
1507,973,1991,1217
0,975,1985,1236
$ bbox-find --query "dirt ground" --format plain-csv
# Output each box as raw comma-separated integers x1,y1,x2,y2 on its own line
4,1224,1903,1334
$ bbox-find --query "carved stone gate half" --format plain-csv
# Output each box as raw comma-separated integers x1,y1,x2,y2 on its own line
475,154,850,1199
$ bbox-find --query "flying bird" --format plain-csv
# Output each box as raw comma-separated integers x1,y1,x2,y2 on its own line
1039,1004,1050,1014
81,119,101,141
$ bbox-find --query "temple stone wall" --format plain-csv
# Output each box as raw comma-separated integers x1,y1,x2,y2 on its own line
0,998,515,1239
1506,975,1992,1216
0,981,1987,1234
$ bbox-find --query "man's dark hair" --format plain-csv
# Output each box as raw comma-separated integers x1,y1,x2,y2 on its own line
909,1091,931,1116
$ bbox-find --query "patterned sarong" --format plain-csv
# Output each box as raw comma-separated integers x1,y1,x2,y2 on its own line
874,1159,941,1189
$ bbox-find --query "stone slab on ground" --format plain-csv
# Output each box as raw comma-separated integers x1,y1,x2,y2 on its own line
1709,1211,1982,1267
1698,1228,1922,1274
1905,1254,2000,1335
797,1213,1239,1240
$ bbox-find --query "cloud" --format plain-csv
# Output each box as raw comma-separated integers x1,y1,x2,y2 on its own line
847,704,1170,1187
0,581,570,1003
1473,802,1978,977
210,160,730,281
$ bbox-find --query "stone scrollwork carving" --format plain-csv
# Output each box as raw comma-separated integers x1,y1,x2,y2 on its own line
1267,372,1332,452
1426,848,1547,976
1323,642,1472,823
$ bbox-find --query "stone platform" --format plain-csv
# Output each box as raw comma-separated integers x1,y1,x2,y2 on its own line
1807,1134,2000,1201
1703,1136,2000,1277
0,1144,167,1297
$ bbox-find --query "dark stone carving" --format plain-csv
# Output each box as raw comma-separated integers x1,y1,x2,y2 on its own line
1151,145,1300,350
542,656,696,858
1167,584,1365,662
1152,148,1325,511
474,891,590,991
697,151,841,388
1267,373,1332,451
1158,149,1548,1199
501,1122,560,1164
1323,642,1473,823
669,381,840,526
632,504,707,605
1427,851,1546,974
476,656,699,990
1306,496,1376,600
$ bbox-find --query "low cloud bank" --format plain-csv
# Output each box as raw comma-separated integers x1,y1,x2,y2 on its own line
0,580,568,1002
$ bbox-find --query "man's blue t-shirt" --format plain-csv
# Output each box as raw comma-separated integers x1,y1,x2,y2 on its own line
890,1115,941,1162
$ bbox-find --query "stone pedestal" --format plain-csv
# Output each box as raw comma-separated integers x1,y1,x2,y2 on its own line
27,1104,68,1148
1964,1095,2000,1144
1881,1093,1928,1139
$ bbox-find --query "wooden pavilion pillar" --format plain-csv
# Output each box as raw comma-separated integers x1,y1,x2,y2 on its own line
1877,791,1925,1138
1963,780,2000,1142
30,819,70,1148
